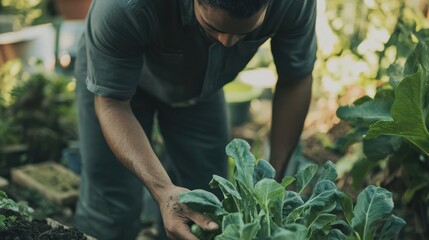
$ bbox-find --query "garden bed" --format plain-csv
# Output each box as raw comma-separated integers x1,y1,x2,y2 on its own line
0,208,93,240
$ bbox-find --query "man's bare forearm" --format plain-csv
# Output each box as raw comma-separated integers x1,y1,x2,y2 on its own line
270,74,313,181
94,95,174,202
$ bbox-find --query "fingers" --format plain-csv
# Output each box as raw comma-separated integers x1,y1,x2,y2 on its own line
164,206,219,239
166,223,199,240
187,211,219,231
158,186,219,239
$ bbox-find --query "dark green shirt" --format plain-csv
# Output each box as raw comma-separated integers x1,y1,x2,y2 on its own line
78,0,317,106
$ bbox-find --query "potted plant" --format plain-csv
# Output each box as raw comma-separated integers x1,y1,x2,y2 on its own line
223,80,263,127
0,60,78,172
0,0,53,30
51,0,92,20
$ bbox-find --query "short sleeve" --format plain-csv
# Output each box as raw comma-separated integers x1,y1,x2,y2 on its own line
271,0,317,79
85,0,149,100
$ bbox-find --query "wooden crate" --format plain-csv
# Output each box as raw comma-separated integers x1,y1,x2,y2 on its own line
0,176,9,189
11,161,80,206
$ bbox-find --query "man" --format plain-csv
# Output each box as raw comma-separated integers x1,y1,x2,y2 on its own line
73,0,317,239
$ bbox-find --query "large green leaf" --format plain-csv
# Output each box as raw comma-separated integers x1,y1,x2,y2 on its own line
307,180,339,208
237,182,258,224
351,185,394,240
210,175,242,202
327,229,347,240
350,158,379,188
286,181,338,223
271,224,308,240
280,176,295,188
254,178,285,230
330,220,354,236
216,213,263,240
366,68,429,156
404,39,429,77
283,191,304,217
338,192,354,225
221,212,243,229
270,197,284,227
209,175,246,216
215,225,241,240
318,161,338,182
242,219,261,240
307,213,337,238
336,90,395,127
386,62,404,87
334,127,368,153
226,139,256,191
362,136,403,161
222,197,238,213
378,215,406,240
179,189,225,214
254,178,285,210
215,213,243,240
295,164,318,194
253,160,275,184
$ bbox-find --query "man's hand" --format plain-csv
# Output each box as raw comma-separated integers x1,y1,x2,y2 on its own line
158,186,219,240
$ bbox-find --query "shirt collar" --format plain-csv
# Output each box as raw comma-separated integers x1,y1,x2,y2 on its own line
179,0,198,26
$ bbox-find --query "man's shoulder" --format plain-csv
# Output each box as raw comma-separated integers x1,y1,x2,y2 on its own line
98,0,157,13
271,0,316,10
268,0,316,27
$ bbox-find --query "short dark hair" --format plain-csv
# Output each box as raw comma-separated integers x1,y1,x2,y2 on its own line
197,0,269,18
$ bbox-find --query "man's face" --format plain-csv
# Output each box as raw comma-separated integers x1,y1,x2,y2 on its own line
194,0,268,47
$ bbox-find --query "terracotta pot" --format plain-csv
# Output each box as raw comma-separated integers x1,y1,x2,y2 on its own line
53,0,92,20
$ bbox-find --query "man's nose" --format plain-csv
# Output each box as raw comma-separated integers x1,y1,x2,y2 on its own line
216,33,241,47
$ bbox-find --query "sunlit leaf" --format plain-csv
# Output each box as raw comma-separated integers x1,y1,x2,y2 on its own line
366,68,429,156
337,90,394,127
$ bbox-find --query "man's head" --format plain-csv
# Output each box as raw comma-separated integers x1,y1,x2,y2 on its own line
194,0,269,47
197,0,269,18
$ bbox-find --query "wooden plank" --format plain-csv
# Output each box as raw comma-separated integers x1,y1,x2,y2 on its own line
0,176,9,189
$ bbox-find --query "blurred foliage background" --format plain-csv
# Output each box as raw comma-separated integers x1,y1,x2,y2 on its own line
0,0,429,239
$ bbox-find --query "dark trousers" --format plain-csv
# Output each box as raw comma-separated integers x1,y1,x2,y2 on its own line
73,79,230,240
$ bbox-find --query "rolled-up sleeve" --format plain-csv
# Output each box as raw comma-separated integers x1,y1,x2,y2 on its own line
85,0,149,100
271,0,317,79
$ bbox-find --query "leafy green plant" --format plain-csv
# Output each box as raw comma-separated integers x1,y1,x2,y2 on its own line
336,23,429,237
0,190,33,229
179,139,405,240
0,0,53,27
0,60,78,163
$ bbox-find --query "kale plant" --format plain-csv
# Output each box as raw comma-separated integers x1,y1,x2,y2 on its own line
179,139,405,240
0,190,33,229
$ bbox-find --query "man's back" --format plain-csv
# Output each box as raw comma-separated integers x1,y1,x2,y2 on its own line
76,0,316,106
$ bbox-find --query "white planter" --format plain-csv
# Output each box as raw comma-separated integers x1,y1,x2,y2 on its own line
0,24,56,70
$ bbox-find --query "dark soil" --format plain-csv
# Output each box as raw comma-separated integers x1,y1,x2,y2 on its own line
301,121,350,164
3,184,74,226
0,208,87,240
